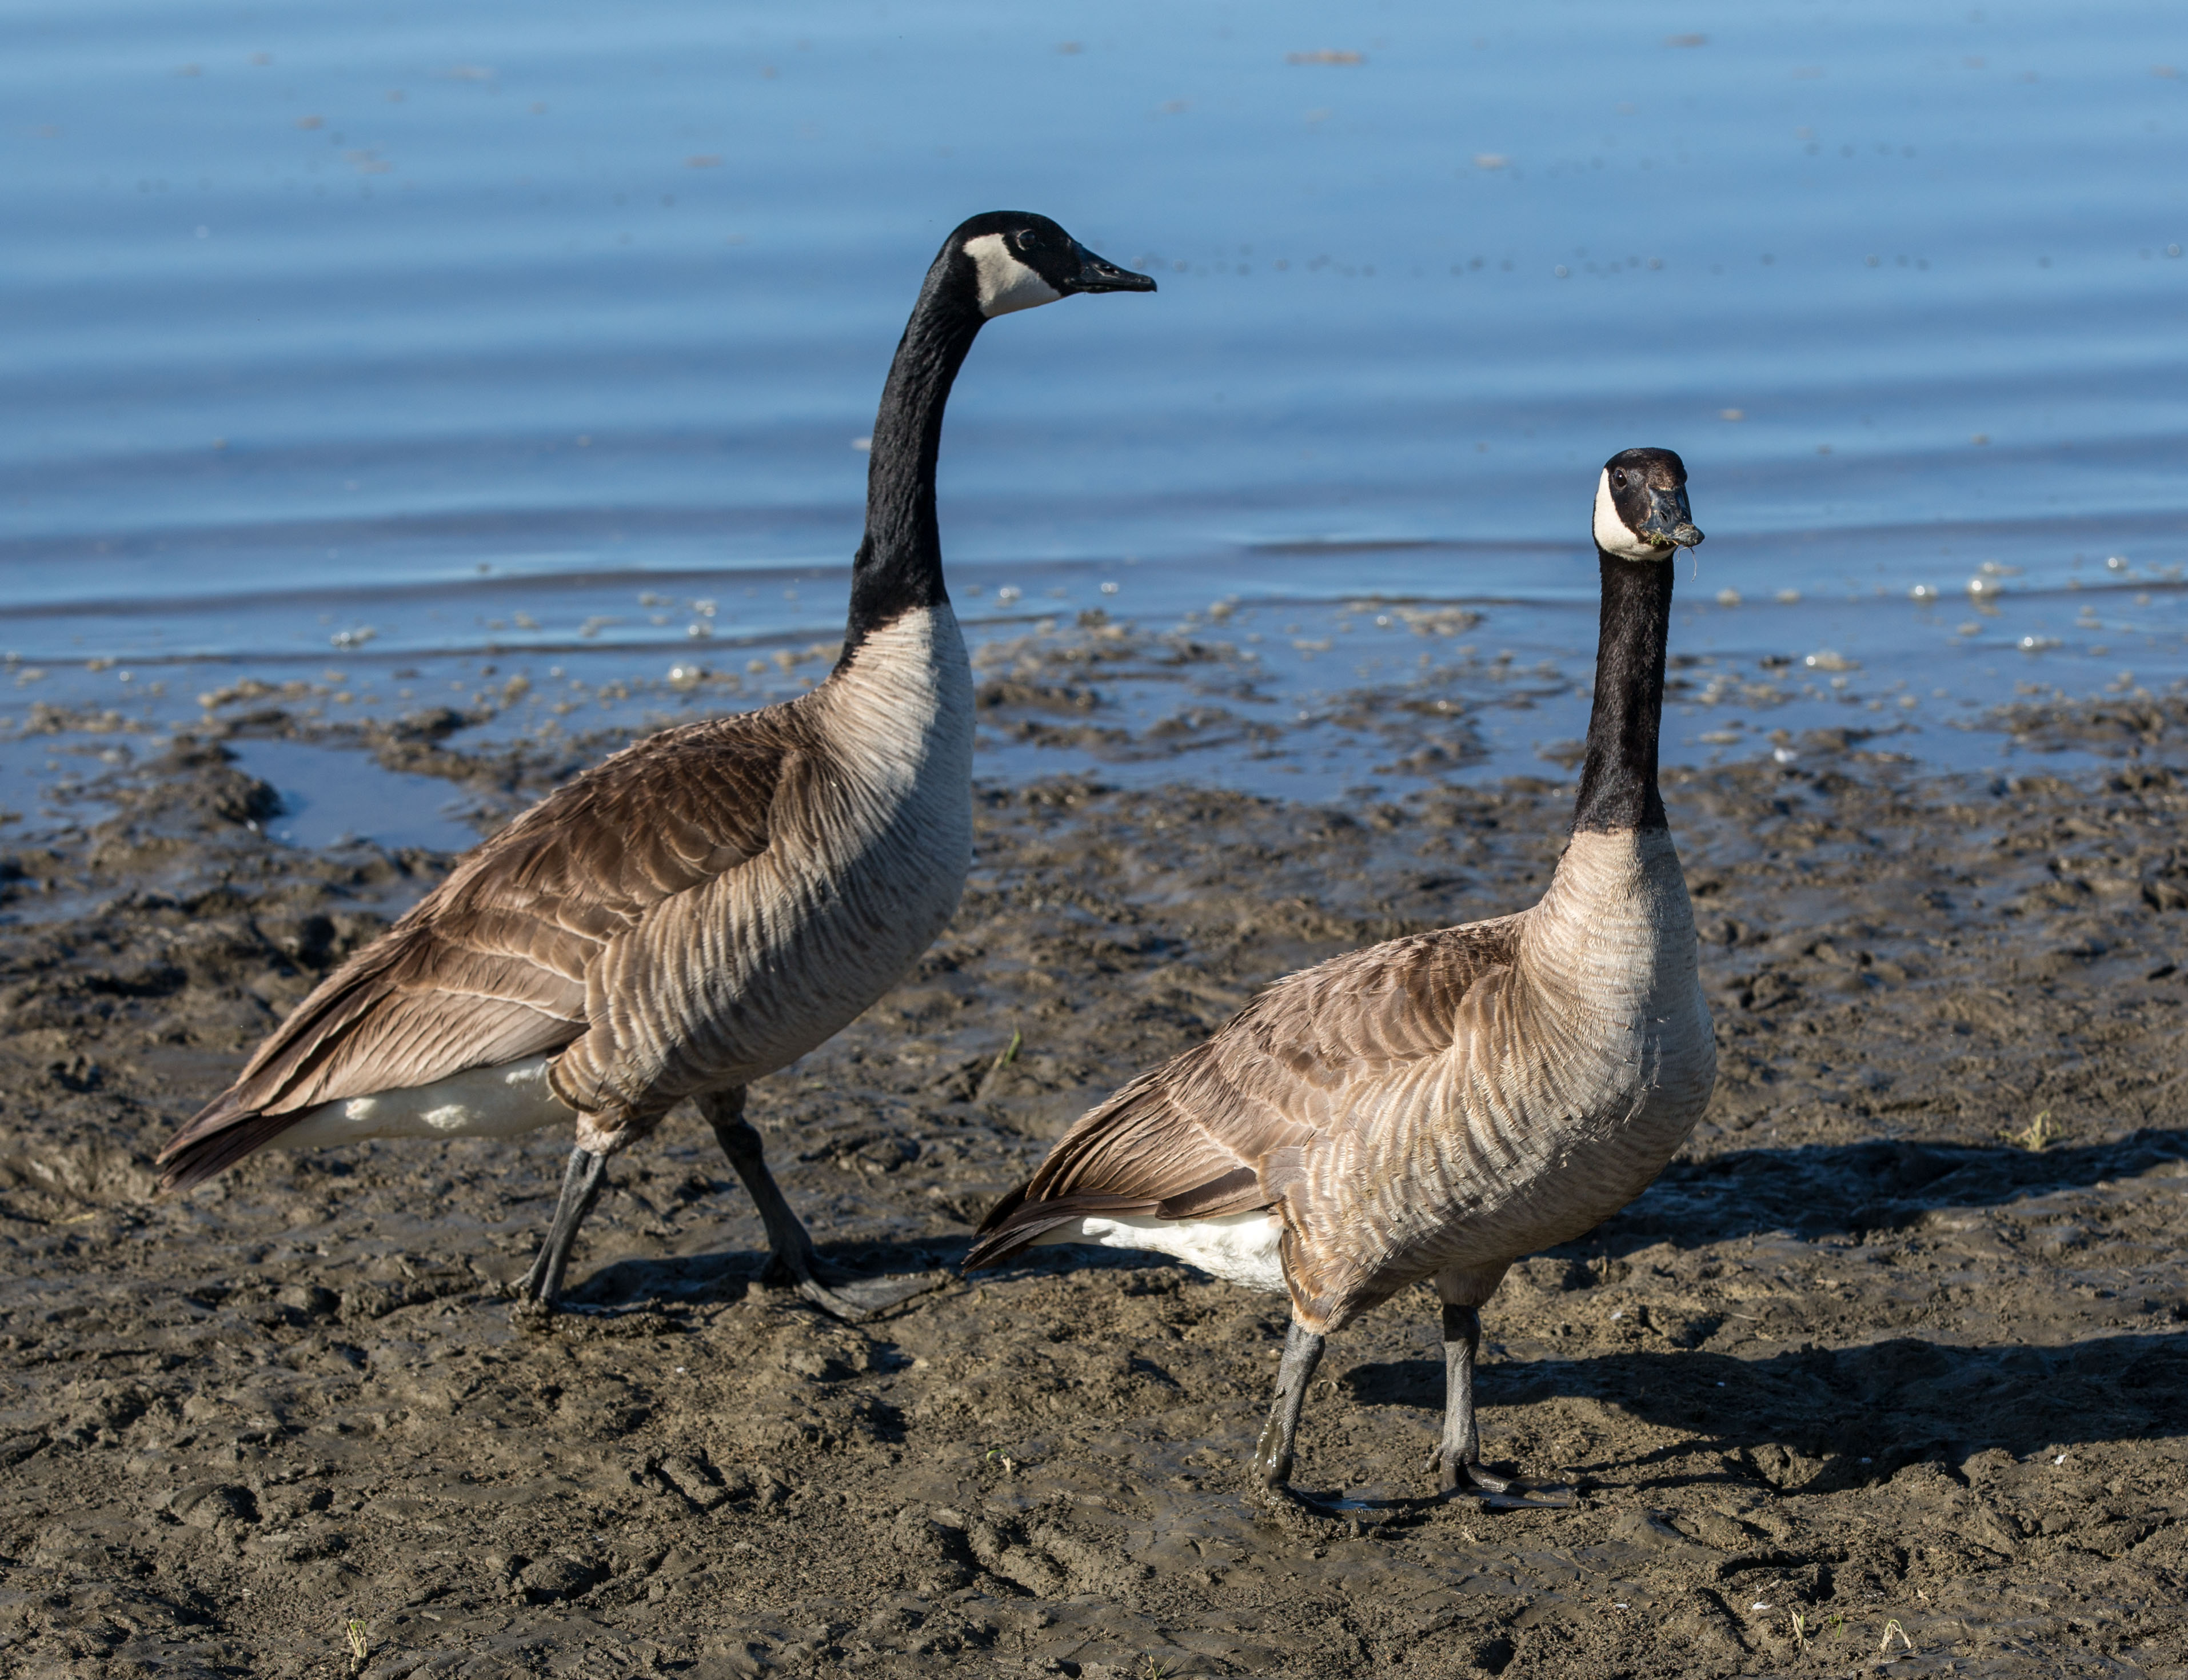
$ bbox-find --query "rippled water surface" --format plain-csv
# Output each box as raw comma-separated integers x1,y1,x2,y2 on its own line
5,0,2186,826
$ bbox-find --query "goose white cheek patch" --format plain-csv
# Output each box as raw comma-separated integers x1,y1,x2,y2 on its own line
1593,469,1666,561
964,232,1063,317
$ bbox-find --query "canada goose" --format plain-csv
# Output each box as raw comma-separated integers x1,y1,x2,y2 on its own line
965,448,1714,1501
157,212,1156,1321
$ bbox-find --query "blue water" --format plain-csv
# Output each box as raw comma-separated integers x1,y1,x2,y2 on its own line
4,0,2187,823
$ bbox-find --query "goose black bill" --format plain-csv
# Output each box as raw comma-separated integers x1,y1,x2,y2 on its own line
1067,245,1158,294
1640,485,1704,549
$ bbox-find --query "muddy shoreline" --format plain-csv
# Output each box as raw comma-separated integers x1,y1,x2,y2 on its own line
0,697,2185,1678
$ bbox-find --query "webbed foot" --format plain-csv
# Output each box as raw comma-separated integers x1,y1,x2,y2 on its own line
1431,1450,1576,1509
766,1252,946,1323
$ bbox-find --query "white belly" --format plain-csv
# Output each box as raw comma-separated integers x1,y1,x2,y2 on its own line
273,1055,573,1148
1033,1210,1287,1294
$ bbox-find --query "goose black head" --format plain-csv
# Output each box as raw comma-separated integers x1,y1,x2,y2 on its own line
1594,446,1703,560
947,211,1158,318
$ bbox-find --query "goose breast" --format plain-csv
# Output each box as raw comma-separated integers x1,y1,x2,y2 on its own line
551,605,975,1116
1287,828,1716,1317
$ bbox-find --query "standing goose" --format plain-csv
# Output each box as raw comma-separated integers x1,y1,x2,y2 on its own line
966,448,1714,1499
157,212,1156,1320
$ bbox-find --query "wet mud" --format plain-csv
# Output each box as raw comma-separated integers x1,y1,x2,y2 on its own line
1,699,2186,1678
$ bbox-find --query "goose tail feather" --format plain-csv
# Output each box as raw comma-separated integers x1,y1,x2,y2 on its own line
155,1092,306,1195
963,1188,1160,1272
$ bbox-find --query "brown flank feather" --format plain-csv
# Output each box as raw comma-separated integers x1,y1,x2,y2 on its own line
965,919,1523,1303
157,713,802,1192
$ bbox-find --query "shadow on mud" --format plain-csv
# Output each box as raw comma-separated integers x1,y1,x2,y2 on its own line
565,1128,2188,1306
1342,1329,2188,1492
569,1237,975,1310
1584,1127,2188,1256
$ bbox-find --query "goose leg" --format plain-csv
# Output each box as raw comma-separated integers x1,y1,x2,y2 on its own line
699,1088,939,1323
1252,1319,1326,1489
1434,1303,1508,1491
1431,1302,1575,1507
517,1144,611,1308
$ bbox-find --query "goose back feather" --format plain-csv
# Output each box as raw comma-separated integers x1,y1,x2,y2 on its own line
969,828,1711,1331
160,605,971,1188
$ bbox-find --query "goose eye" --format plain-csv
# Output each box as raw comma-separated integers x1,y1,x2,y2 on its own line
1612,469,1626,487
1015,229,1044,252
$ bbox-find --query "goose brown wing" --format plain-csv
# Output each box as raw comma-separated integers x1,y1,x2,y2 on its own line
965,915,1522,1267
158,712,806,1190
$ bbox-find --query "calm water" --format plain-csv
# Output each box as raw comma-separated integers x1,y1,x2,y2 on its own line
4,0,2187,835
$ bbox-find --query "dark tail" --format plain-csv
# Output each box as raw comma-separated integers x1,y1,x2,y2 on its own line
962,1183,1040,1272
961,1186,1165,1273
156,1101,303,1195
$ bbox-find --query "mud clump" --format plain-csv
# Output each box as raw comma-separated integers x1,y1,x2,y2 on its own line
0,720,2185,1674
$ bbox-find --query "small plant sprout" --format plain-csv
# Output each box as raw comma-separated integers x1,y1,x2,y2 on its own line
973,1029,1025,1102
1137,1658,1177,1680
345,1619,369,1664
1880,1618,1915,1654
1790,1610,1811,1653
2002,1110,2057,1151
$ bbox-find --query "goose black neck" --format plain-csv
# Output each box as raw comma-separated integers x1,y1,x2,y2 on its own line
1570,551,1674,834
841,266,987,654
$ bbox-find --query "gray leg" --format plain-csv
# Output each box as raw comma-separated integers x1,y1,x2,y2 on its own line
698,1087,940,1324
1434,1303,1515,1494
1252,1319,1326,1489
1430,1300,1574,1506
518,1144,611,1308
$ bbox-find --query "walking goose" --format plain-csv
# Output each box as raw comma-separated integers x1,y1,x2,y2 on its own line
157,211,1156,1320
965,448,1715,1499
